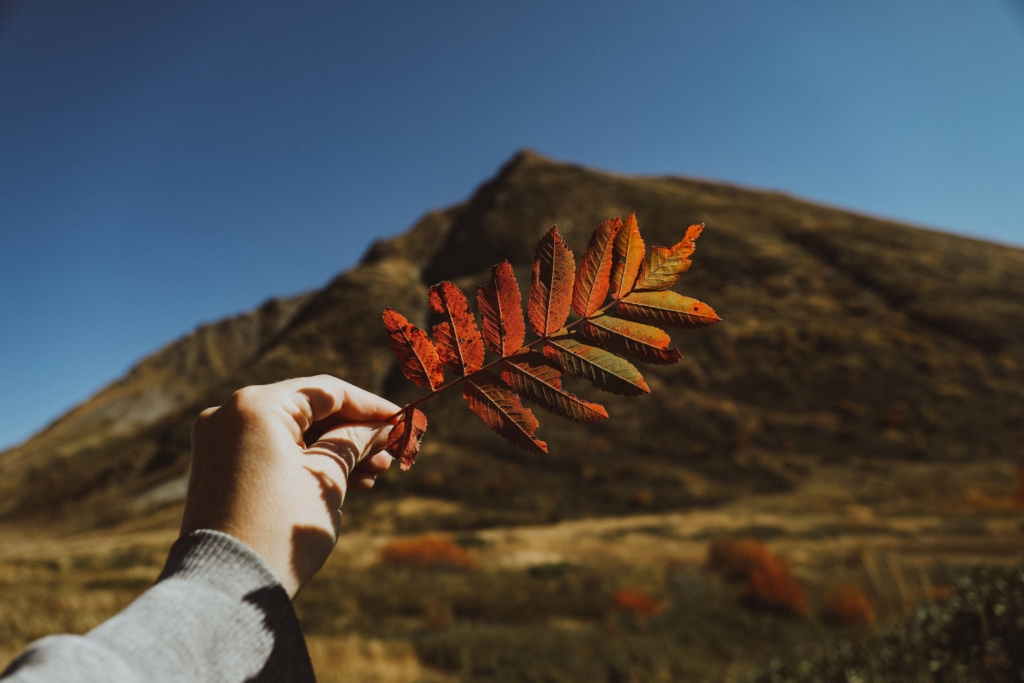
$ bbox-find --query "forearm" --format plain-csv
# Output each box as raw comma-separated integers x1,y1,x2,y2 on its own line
1,531,315,683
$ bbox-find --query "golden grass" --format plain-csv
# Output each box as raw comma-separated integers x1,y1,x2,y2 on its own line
4,458,1024,679
306,635,450,683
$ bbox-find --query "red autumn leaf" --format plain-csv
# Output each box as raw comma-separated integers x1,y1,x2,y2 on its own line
572,216,622,317
477,260,526,357
382,308,445,389
464,371,548,454
616,291,721,328
528,226,576,337
543,336,649,396
635,224,703,291
381,213,717,459
582,314,682,365
500,352,608,423
429,281,485,375
387,408,428,471
609,213,645,300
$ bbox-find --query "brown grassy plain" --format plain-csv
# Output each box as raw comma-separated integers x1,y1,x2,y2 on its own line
3,457,1022,681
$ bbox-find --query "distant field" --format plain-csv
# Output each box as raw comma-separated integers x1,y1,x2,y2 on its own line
3,457,1022,682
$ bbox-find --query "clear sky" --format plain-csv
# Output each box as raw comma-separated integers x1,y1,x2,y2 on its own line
1,1,1023,451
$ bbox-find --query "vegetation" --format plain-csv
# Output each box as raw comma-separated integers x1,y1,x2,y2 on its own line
612,588,662,615
747,563,1024,683
707,538,808,617
295,558,829,682
378,535,479,569
383,216,719,466
820,584,876,627
5,513,1024,681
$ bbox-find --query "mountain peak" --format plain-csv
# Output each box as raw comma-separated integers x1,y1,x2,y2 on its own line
2,153,1022,531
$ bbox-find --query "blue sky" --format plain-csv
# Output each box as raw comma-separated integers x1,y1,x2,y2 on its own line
1,0,1022,451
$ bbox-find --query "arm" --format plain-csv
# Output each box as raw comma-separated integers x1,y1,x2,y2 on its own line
2,375,398,683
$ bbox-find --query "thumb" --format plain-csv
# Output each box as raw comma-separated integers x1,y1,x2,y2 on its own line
305,421,392,479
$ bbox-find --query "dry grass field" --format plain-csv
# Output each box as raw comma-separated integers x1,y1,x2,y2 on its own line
4,457,1022,682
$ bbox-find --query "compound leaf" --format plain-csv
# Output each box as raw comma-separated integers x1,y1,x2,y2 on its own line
582,314,682,365
529,226,576,337
381,213,718,459
500,352,608,423
429,281,485,375
572,216,622,317
387,408,428,471
542,336,649,396
616,291,722,329
635,224,703,291
609,213,646,300
382,308,445,389
464,371,548,454
477,260,526,357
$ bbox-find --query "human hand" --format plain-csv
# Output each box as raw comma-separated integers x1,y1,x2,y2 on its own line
180,375,399,597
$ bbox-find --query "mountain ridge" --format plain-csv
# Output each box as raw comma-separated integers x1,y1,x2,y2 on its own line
2,150,1022,530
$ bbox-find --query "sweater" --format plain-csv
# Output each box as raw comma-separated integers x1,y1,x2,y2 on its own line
0,530,316,683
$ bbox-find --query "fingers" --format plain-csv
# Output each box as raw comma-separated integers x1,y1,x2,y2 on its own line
349,451,394,490
349,472,379,491
303,410,370,446
275,376,401,429
307,426,393,494
305,421,392,480
356,450,394,474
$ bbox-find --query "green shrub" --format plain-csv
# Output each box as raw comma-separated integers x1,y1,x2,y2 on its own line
746,563,1024,683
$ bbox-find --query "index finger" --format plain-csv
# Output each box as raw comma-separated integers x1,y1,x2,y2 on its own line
274,375,401,430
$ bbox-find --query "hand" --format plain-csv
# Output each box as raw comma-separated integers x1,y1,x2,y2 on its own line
180,375,399,597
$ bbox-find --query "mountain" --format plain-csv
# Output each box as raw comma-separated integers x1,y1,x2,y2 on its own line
2,150,1022,532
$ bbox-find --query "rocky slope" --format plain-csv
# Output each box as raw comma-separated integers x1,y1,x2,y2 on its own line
2,150,1022,530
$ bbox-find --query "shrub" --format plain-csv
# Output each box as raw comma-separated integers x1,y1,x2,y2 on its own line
1012,465,1024,509
378,535,478,569
746,563,1024,683
707,538,807,617
706,538,775,580
295,563,831,682
612,588,661,615
923,584,951,602
820,584,875,626
741,555,807,617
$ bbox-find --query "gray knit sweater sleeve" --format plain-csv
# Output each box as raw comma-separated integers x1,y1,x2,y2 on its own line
0,530,316,683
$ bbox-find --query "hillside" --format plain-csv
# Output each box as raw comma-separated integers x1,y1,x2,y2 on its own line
2,150,1022,532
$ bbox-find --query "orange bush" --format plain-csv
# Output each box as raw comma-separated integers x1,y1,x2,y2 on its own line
377,535,477,569
741,555,808,617
707,537,807,617
1012,465,1024,510
706,538,775,580
821,584,876,626
612,588,661,615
